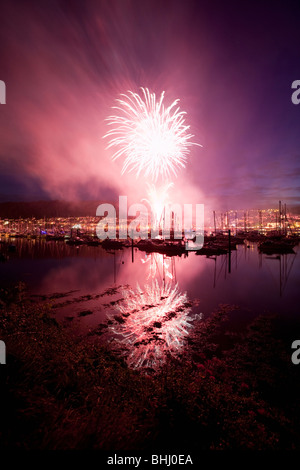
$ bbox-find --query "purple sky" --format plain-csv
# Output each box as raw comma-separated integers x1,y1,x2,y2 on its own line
0,0,299,211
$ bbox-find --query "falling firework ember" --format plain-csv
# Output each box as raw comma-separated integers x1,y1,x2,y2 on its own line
107,280,201,370
104,87,201,181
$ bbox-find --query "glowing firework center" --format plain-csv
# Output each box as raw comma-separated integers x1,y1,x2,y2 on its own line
104,87,200,181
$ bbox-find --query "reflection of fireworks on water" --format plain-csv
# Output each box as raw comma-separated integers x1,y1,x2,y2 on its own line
107,280,201,370
141,252,174,282
103,87,201,181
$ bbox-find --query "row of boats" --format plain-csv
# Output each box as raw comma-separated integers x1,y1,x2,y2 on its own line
1,230,299,257
69,232,299,256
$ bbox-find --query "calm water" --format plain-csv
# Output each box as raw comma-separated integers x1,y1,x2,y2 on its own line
1,238,299,369
1,238,299,321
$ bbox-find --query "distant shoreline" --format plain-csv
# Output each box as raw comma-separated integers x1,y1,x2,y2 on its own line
0,199,299,220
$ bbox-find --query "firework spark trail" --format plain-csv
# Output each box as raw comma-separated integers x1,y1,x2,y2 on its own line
103,87,201,182
142,181,174,230
107,280,201,369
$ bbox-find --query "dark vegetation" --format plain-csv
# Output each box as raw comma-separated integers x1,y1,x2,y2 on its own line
0,283,299,450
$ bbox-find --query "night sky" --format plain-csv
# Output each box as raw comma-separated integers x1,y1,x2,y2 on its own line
0,0,299,211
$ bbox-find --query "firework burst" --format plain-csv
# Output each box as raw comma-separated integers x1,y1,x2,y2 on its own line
103,87,201,181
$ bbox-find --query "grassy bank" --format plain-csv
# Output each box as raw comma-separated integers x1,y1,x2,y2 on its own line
0,283,299,450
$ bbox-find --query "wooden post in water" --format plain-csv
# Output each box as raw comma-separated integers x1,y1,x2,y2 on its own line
114,252,116,283
131,236,134,263
279,200,282,234
213,211,216,235
228,229,231,273
284,203,287,236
